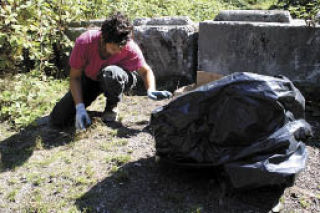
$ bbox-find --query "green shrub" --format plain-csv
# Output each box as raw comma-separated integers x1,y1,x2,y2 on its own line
272,0,320,19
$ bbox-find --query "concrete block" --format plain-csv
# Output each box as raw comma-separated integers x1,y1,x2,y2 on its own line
133,16,194,26
65,27,97,41
198,20,320,84
214,10,292,23
133,17,198,82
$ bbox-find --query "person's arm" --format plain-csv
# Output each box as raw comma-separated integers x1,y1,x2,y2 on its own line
70,67,84,105
70,67,91,130
137,64,172,100
137,63,156,91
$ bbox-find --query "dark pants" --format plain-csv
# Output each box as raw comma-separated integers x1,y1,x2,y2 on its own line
49,66,137,127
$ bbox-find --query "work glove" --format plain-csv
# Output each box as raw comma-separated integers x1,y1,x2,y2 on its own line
75,103,91,130
147,89,173,101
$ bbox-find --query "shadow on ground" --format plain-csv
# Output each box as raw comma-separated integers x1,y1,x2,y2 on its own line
76,157,285,213
0,111,151,171
0,116,76,170
305,110,320,149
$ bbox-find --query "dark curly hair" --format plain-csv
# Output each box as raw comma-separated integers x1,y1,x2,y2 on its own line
101,12,133,46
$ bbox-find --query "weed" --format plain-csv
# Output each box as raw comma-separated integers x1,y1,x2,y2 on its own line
299,197,310,209
111,155,131,166
35,135,44,150
26,173,45,186
6,189,19,202
101,143,113,152
108,129,118,137
85,166,94,177
111,166,119,173
7,177,18,185
75,176,93,185
114,139,128,146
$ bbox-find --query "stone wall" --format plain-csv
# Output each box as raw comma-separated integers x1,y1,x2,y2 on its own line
198,10,320,86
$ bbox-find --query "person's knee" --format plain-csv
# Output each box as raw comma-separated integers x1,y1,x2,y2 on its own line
99,66,127,93
100,65,125,80
49,92,75,128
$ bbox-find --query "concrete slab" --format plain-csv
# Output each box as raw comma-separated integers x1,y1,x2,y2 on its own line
198,20,320,84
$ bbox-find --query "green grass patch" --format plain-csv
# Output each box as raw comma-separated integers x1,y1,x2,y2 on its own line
26,172,46,186
299,197,310,209
75,176,93,186
111,155,131,166
0,71,68,129
6,188,19,202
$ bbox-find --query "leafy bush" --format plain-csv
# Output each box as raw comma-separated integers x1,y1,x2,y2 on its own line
0,0,76,77
273,0,320,19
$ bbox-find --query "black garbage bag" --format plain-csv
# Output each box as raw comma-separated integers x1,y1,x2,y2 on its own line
150,72,311,188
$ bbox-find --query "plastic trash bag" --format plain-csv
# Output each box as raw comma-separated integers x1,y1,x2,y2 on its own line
150,72,311,188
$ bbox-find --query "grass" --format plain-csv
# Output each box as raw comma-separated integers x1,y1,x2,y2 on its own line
111,155,131,166
0,91,318,211
299,197,310,209
6,189,19,202
0,71,68,129
0,91,153,211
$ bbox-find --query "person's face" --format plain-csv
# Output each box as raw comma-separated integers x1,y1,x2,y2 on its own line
105,42,123,55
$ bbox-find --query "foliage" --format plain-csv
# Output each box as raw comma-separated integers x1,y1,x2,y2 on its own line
0,0,78,77
0,71,68,128
272,0,320,19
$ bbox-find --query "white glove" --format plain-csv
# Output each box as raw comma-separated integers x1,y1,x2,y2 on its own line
147,90,173,101
75,103,91,130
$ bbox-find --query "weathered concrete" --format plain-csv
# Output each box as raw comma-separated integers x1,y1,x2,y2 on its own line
65,27,92,41
133,16,194,26
133,17,198,82
198,18,320,85
214,10,292,23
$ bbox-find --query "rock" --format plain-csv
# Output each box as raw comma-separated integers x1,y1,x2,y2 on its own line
214,10,292,23
134,17,198,83
65,27,96,41
272,201,283,212
134,162,142,167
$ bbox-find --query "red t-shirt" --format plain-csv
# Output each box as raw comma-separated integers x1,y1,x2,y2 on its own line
69,30,146,80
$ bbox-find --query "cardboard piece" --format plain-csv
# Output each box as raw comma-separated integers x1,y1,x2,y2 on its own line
196,71,224,86
174,71,224,96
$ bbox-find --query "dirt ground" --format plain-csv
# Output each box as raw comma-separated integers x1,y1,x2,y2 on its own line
0,95,319,212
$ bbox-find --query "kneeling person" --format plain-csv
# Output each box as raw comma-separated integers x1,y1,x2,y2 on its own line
49,12,172,130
